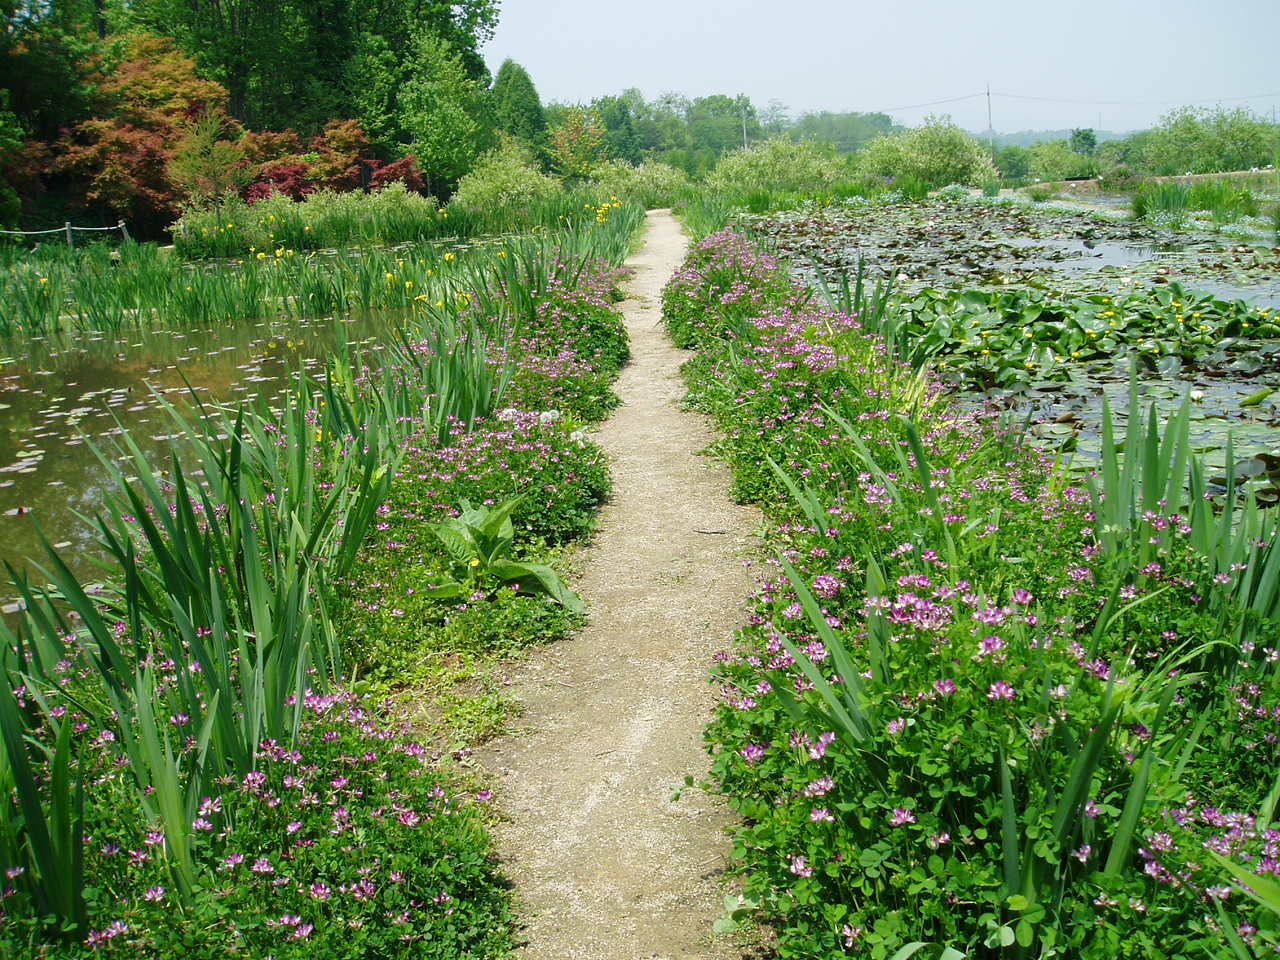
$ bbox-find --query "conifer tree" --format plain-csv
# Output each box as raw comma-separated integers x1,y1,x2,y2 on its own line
491,59,547,146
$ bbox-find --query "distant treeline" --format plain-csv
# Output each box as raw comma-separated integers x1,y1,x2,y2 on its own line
2,0,1276,237
988,108,1280,182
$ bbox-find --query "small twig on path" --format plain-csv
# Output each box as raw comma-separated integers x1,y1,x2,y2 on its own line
694,528,728,535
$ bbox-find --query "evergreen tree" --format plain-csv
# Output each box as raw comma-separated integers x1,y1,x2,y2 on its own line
491,59,546,145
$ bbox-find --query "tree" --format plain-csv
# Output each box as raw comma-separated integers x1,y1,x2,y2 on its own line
593,95,642,164
996,144,1031,179
57,33,231,230
1069,128,1097,156
789,111,894,154
687,94,759,155
1142,106,1279,174
0,21,104,142
342,32,401,151
167,112,253,205
130,0,499,131
0,92,27,224
635,91,691,155
549,107,606,178
491,59,546,146
760,100,790,136
1028,140,1094,181
399,32,490,194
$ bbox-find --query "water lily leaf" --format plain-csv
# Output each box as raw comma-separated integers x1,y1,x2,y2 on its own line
1241,386,1275,407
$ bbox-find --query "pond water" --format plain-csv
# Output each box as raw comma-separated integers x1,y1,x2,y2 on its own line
959,353,1280,502
754,198,1280,507
1000,237,1280,306
0,313,396,595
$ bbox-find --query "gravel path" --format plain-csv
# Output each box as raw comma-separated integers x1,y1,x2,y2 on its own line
478,210,760,959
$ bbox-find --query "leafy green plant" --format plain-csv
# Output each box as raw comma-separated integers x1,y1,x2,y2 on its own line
1132,178,1259,230
0,671,85,937
705,139,845,195
420,498,584,612
588,159,689,208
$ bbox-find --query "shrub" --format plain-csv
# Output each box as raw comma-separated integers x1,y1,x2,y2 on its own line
450,142,562,213
1142,105,1280,175
705,139,844,195
587,159,689,208
247,161,317,202
240,128,304,166
368,154,425,192
1029,139,1097,181
1098,165,1141,192
858,115,998,189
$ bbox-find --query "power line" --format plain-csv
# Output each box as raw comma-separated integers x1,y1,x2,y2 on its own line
874,92,985,113
992,89,1280,107
871,88,1280,115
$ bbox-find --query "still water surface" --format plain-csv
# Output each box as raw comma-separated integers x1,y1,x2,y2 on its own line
0,313,395,589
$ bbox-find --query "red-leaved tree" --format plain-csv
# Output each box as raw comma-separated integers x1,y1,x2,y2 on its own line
57,33,229,231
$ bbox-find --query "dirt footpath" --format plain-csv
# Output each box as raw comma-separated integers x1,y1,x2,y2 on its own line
478,210,759,960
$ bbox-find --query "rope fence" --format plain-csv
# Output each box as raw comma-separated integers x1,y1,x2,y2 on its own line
0,220,130,247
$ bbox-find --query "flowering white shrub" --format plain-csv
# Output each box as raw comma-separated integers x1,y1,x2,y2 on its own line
858,115,997,188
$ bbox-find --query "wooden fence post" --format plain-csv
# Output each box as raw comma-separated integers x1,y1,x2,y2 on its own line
64,222,74,248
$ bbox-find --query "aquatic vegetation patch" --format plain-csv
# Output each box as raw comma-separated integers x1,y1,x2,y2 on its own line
883,281,1280,388
745,196,1280,301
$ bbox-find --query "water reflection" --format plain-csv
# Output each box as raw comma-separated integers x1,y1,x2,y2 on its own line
0,312,398,583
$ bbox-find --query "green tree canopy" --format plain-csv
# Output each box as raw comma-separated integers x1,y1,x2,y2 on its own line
491,59,546,145
399,31,492,194
687,94,759,154
593,94,642,164
1070,128,1097,156
130,0,498,132
1142,106,1279,174
788,111,893,153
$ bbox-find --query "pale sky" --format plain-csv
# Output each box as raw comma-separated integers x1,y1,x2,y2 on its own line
483,0,1280,133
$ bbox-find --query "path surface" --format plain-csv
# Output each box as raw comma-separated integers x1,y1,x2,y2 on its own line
478,210,759,959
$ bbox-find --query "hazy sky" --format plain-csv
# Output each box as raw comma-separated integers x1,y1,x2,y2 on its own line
482,0,1280,133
